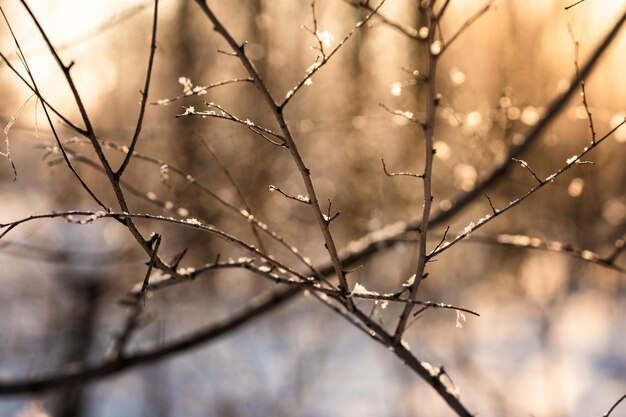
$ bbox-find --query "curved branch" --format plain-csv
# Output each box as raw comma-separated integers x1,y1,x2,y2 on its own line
0,287,299,395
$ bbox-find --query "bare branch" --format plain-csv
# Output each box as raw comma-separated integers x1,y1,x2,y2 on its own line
466,233,626,274
107,234,162,360
269,185,311,204
484,194,498,215
281,0,386,108
441,1,495,53
0,51,87,135
152,78,254,106
304,0,328,61
568,24,597,143
432,226,451,253
603,393,626,417
602,236,626,266
1,95,32,180
395,4,438,342
0,287,300,395
344,0,425,43
201,139,267,253
565,0,588,10
178,101,286,146
381,158,424,178
116,0,159,178
436,0,452,21
379,103,426,128
512,157,544,184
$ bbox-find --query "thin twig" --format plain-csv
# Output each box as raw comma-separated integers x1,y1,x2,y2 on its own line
463,233,626,274
107,234,162,360
1,95,33,180
436,0,452,20
281,0,386,108
116,0,159,178
441,1,495,53
325,199,341,224
381,158,424,178
565,0,587,10
602,236,626,265
603,393,626,417
512,157,544,184
394,4,438,342
178,101,286,146
303,0,327,61
484,194,498,215
432,226,451,253
129,259,255,293
379,103,426,128
227,262,481,316
0,52,87,135
19,0,113,175
569,24,596,143
201,139,266,253
150,77,253,105
427,119,626,260
349,308,474,417
344,0,424,43
269,185,311,204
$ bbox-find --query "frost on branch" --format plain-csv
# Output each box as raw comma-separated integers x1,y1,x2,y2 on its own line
315,30,334,49
295,194,310,203
306,61,321,74
178,76,193,94
351,282,379,296
463,222,475,235
456,310,466,328
186,218,202,226
402,274,416,288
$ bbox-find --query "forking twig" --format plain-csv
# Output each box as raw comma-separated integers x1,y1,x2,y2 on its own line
194,0,368,302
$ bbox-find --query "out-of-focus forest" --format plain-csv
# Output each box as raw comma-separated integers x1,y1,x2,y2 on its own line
1,1,625,416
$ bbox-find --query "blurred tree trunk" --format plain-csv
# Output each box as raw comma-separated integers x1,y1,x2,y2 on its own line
52,274,101,417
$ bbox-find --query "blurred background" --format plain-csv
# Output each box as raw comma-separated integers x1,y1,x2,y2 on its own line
1,0,625,416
